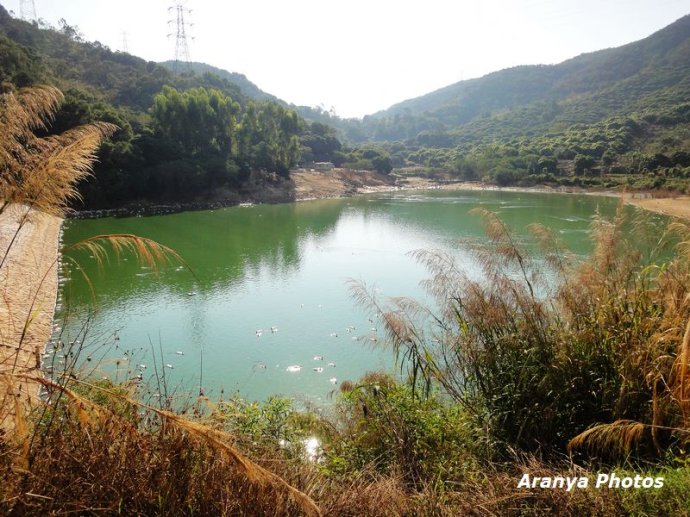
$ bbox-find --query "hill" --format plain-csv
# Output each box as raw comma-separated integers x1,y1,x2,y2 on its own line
361,14,690,141
320,14,690,191
158,60,281,104
2,3,689,197
0,5,359,208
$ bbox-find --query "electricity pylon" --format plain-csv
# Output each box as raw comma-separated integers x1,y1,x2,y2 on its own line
121,31,129,53
19,0,37,21
167,2,194,71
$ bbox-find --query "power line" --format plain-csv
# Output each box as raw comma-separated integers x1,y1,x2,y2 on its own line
167,2,194,71
19,0,37,21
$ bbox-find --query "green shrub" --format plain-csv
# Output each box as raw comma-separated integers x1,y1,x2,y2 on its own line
324,373,487,489
358,207,690,461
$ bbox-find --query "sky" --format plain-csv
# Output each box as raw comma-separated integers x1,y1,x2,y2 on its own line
8,0,690,118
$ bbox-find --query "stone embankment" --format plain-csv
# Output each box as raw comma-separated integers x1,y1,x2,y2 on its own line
0,205,61,431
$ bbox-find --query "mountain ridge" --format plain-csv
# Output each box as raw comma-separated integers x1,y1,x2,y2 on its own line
158,60,281,104
369,13,690,123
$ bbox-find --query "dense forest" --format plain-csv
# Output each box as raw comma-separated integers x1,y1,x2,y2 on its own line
0,6,396,208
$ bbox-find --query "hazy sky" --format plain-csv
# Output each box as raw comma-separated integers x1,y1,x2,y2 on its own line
8,0,690,117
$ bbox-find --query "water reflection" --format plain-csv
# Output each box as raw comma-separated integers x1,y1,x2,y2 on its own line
57,190,630,405
61,199,350,305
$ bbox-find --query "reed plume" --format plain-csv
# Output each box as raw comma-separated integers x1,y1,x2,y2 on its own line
0,85,116,215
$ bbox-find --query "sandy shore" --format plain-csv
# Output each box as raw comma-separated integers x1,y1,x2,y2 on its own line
622,194,690,221
0,204,61,432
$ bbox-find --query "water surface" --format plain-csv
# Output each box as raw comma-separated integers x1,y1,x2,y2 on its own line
57,190,634,405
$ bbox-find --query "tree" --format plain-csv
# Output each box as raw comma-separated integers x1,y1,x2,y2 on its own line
151,86,239,159
300,121,341,163
237,101,301,178
573,154,595,175
372,154,393,175
149,86,240,194
537,156,558,174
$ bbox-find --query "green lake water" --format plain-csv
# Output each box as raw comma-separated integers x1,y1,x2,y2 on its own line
55,190,644,406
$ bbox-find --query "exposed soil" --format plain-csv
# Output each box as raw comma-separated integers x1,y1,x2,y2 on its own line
291,168,395,200
623,193,690,221
294,170,690,222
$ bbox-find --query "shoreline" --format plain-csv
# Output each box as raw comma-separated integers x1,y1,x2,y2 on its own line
70,170,689,222
0,205,62,430
621,193,690,221
0,175,684,430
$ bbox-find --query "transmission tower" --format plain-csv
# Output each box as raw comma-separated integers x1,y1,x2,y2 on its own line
121,31,129,53
168,2,193,71
19,0,37,21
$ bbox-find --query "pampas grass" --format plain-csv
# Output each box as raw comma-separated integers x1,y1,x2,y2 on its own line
352,203,690,459
2,374,322,516
0,85,116,216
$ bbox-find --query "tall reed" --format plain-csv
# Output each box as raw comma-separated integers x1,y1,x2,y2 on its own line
354,204,690,459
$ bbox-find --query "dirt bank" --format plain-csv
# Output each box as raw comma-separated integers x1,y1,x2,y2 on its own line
295,170,690,222
623,194,690,221
291,168,396,200
0,205,61,431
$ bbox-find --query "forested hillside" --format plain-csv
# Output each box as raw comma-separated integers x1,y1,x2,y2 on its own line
158,61,280,104
363,14,690,138
2,3,689,201
324,14,690,191
0,5,355,208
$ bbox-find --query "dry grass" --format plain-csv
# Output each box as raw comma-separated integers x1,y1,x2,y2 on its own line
350,201,690,460
318,474,412,516
0,380,321,515
0,86,116,216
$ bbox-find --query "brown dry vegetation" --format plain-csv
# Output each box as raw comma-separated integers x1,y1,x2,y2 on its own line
0,86,321,516
363,205,690,457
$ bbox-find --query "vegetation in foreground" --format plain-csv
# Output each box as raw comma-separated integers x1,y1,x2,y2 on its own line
3,87,690,514
4,204,690,515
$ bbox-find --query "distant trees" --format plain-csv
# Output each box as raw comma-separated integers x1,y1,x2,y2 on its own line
48,85,305,206
150,86,239,191
236,101,301,178
147,86,302,195
299,122,341,163
0,34,45,87
339,147,393,175
151,86,238,159
573,154,596,175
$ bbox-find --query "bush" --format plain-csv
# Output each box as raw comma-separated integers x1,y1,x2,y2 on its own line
325,373,486,489
358,207,690,460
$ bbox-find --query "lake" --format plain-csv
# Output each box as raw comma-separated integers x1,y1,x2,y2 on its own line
55,190,633,406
